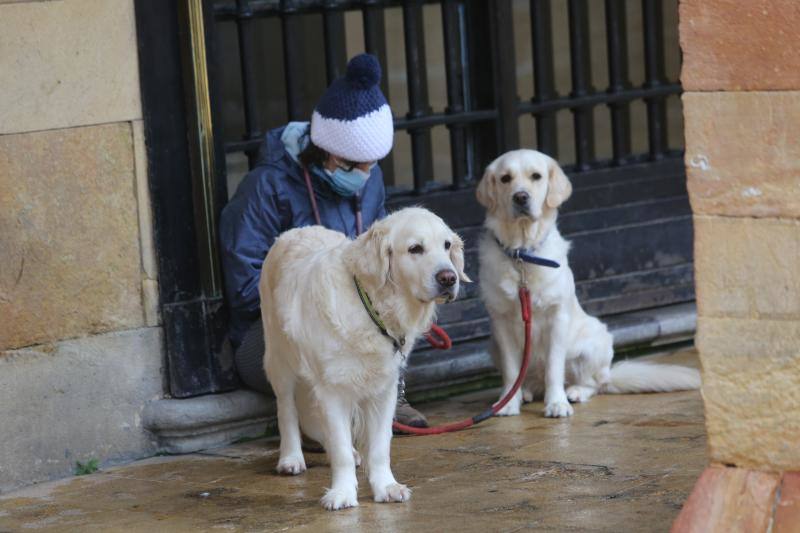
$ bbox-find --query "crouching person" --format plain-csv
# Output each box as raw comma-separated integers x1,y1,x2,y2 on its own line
219,54,429,433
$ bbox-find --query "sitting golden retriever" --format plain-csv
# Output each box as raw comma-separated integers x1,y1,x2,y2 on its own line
477,149,700,418
259,207,469,510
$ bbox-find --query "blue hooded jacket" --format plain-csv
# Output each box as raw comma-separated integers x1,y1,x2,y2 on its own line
219,124,387,348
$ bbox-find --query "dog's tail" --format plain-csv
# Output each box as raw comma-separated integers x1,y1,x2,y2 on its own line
603,360,701,394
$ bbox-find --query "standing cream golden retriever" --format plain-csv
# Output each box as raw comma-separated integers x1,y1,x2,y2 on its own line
477,149,700,418
260,207,469,510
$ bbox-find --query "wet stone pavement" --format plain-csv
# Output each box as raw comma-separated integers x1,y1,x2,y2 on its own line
0,351,706,532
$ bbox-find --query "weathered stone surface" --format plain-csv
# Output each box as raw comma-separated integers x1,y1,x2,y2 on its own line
684,92,800,219
0,123,145,350
0,364,706,530
696,316,800,470
694,216,800,320
680,0,800,91
775,472,800,533
695,222,798,473
0,0,141,135
143,390,276,454
132,119,160,327
672,466,781,533
0,327,163,493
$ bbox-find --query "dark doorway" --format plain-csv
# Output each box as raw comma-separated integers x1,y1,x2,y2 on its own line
137,0,692,398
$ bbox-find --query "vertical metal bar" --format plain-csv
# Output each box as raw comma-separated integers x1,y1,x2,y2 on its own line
235,0,261,168
363,3,390,107
205,0,231,208
441,0,467,188
642,0,668,160
183,0,222,298
281,1,303,121
605,0,632,164
530,0,557,158
463,0,497,175
402,0,434,193
567,0,595,169
457,3,476,183
488,0,519,152
322,3,347,85
362,2,395,186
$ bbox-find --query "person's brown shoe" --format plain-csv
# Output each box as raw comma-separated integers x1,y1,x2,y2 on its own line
394,396,429,428
393,377,428,429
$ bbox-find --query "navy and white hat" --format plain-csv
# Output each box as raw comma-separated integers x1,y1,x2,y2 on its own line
310,54,394,163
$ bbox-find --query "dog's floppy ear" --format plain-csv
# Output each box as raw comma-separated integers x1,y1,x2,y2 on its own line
449,233,472,283
546,157,572,209
353,219,392,286
475,168,497,212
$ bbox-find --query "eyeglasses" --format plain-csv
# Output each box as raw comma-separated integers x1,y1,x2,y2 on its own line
333,157,378,173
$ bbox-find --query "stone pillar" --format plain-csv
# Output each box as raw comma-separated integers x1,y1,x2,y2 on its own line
0,0,163,492
674,1,800,529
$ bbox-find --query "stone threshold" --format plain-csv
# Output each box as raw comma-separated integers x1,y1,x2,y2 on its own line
142,390,276,454
607,301,696,349
143,302,696,454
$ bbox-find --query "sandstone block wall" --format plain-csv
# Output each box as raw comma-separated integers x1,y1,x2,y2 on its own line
0,0,163,491
0,0,159,350
681,0,800,470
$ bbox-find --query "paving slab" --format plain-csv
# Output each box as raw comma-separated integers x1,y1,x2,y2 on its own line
0,350,706,532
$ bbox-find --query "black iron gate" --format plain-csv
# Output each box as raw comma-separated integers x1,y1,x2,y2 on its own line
137,0,693,398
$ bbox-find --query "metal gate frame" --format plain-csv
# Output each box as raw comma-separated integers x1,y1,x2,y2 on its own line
136,0,692,398
214,0,680,192
135,0,235,398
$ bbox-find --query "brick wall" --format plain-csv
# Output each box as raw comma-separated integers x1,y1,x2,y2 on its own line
681,0,800,470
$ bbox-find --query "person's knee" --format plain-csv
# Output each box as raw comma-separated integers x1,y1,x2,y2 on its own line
234,322,272,394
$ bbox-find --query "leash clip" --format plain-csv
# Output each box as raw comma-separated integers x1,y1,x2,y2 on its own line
515,256,528,288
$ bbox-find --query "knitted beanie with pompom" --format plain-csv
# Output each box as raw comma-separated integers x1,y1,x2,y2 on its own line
310,54,394,163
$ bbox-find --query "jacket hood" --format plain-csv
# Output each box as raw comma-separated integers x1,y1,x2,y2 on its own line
253,124,341,199
256,125,298,168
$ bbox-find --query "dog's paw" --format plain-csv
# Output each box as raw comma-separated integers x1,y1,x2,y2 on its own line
353,448,362,468
495,402,521,416
522,388,533,403
522,386,544,403
374,483,411,503
544,400,574,418
276,454,306,475
321,486,359,511
566,385,594,403
494,394,521,416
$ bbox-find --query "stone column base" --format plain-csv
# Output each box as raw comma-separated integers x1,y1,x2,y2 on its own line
142,390,276,454
672,465,799,532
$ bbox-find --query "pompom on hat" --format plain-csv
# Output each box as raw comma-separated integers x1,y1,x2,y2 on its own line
310,54,394,163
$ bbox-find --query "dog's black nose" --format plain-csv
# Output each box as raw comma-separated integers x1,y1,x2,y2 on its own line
512,191,529,206
436,269,457,288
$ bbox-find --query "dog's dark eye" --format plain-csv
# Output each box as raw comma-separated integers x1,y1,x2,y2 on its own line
444,241,451,250
531,172,542,181
500,174,512,184
408,244,424,255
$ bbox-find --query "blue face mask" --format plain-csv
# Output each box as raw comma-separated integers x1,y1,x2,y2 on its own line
317,165,372,197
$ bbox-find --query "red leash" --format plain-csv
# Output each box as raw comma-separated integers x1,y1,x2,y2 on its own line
424,323,452,350
392,286,532,435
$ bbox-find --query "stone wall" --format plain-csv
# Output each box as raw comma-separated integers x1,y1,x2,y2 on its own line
681,0,800,470
0,0,163,492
